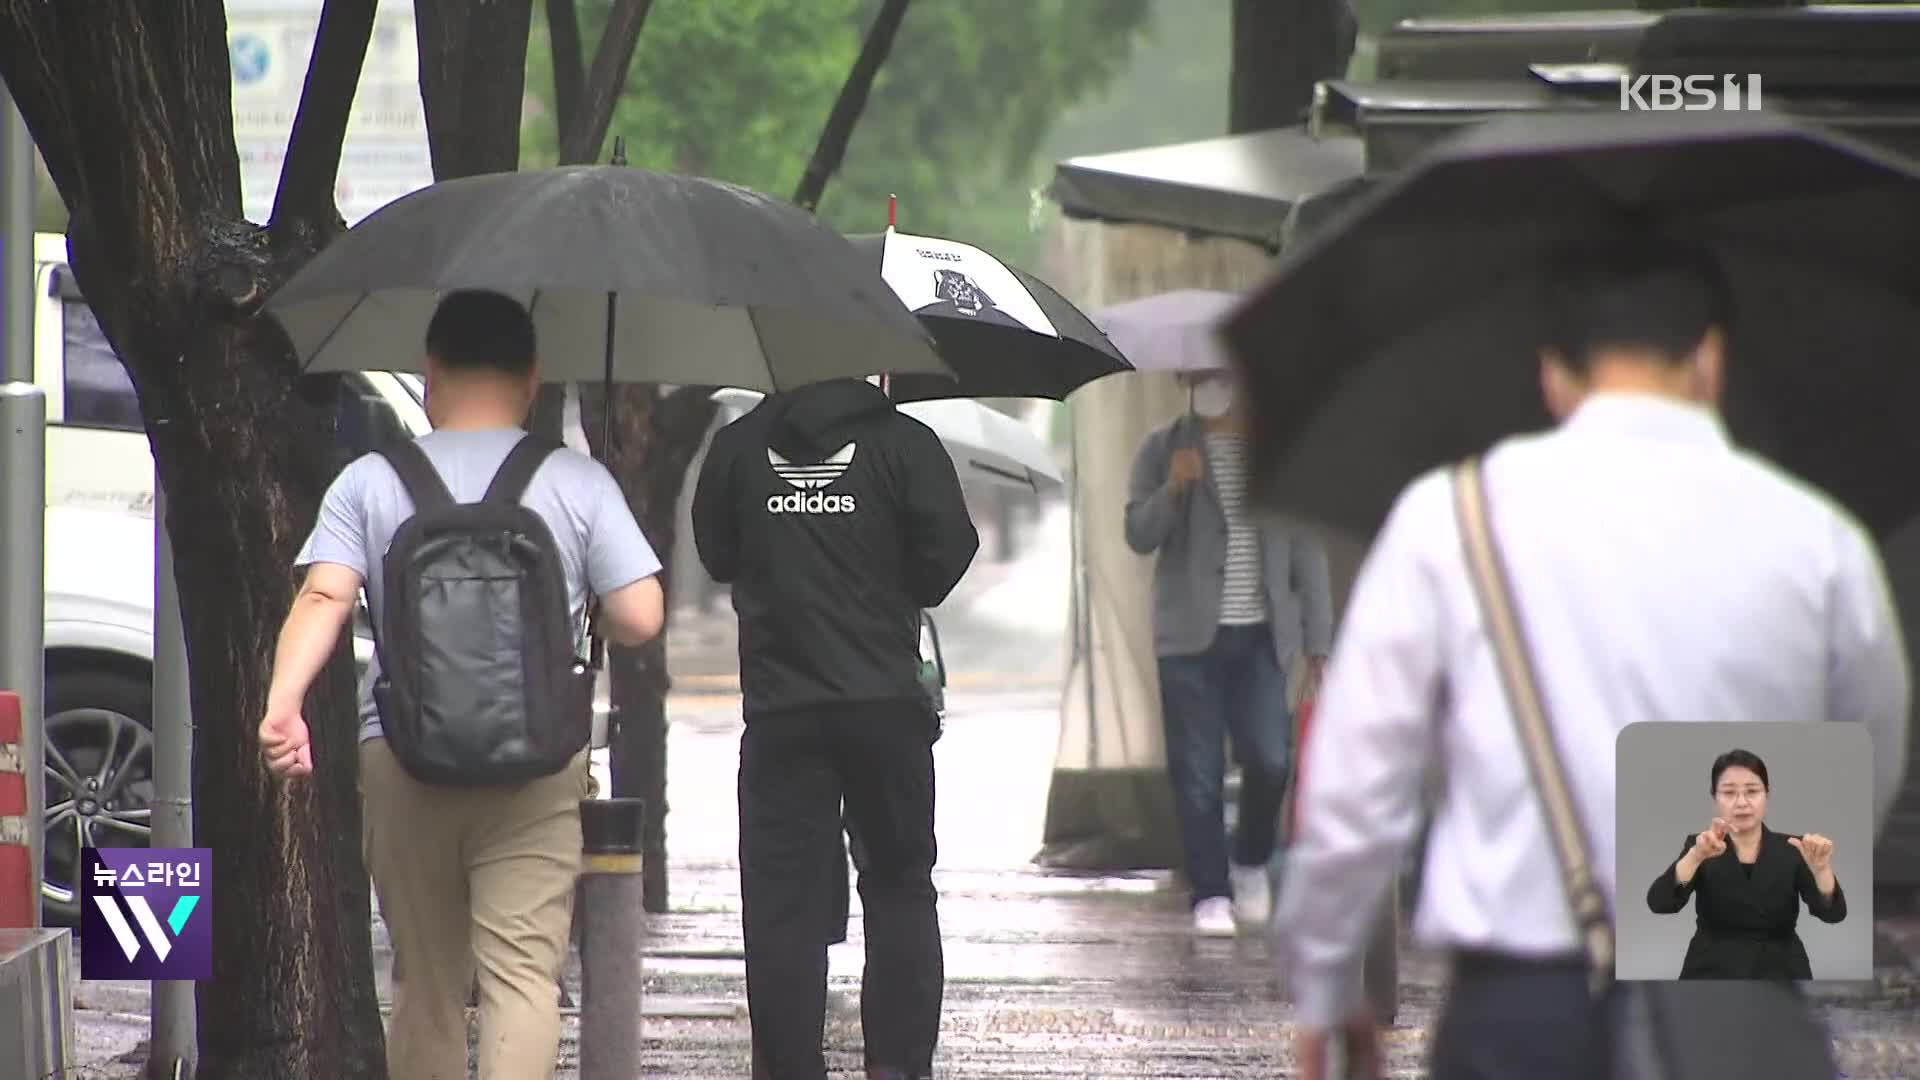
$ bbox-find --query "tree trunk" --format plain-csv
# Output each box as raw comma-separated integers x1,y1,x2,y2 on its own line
415,0,535,178
578,385,717,911
0,3,387,1076
792,0,913,213
1229,0,1358,134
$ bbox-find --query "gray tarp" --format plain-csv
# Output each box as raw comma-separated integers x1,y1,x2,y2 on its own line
1050,127,1364,251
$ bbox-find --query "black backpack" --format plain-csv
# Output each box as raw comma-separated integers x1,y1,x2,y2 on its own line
370,435,593,786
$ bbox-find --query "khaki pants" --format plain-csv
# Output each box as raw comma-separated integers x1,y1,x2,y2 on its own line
361,738,589,1080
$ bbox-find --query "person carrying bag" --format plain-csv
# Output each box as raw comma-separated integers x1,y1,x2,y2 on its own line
1453,455,1838,1080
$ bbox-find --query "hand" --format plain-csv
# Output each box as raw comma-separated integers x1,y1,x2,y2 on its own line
1295,1013,1384,1080
1167,448,1204,493
1301,656,1329,701
259,702,314,779
1788,833,1834,874
1691,819,1729,860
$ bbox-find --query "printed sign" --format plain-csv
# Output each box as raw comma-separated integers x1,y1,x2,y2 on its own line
80,847,212,981
1619,74,1763,113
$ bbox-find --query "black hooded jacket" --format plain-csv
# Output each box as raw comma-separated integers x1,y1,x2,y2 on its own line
692,378,979,718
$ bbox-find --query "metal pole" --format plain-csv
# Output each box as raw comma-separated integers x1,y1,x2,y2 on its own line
2,86,32,385
149,480,197,1078
0,385,45,926
577,796,645,1080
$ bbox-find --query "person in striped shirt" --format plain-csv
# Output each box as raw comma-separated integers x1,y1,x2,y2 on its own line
1125,369,1335,936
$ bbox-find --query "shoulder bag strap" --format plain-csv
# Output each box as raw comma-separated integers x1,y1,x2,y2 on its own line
377,439,456,511
1451,455,1617,995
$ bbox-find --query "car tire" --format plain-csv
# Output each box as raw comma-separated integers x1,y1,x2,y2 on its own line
41,666,155,926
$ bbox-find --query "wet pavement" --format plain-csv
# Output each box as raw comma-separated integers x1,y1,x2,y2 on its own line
70,686,1920,1077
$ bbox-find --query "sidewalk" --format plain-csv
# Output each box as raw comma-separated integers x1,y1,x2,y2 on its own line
69,687,1920,1077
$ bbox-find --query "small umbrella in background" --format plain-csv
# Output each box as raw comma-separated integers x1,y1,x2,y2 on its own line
710,387,1061,492
1221,108,1920,540
1091,288,1240,373
845,205,1131,401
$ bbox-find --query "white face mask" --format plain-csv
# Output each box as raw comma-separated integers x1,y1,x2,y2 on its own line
1191,376,1234,419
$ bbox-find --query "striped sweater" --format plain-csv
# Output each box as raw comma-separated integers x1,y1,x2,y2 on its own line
1202,432,1266,625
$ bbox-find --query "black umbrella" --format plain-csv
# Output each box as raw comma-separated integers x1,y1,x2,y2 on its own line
267,165,951,395
1220,109,1920,539
844,229,1130,401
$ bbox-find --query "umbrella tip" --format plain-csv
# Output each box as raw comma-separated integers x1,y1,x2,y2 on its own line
887,193,897,229
610,136,628,167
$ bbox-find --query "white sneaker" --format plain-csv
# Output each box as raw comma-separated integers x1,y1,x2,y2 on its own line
1230,863,1272,928
1192,896,1236,937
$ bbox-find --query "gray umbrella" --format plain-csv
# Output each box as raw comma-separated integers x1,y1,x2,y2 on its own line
1090,289,1241,373
266,164,952,391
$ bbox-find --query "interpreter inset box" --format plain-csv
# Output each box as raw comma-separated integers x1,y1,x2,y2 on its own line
1614,721,1872,982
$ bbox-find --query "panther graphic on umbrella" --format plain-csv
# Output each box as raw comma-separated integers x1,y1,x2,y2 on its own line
916,268,1027,329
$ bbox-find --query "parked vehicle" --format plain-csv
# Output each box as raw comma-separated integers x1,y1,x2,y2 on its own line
33,232,425,922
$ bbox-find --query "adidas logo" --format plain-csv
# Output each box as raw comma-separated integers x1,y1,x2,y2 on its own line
767,443,858,514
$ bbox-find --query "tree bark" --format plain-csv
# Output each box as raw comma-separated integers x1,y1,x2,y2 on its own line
415,0,535,177
1229,0,1358,134
793,0,913,213
580,385,717,912
565,0,657,165
0,2,385,1077
545,0,588,151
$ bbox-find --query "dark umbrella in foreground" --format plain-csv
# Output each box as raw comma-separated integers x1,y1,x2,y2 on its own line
267,164,952,400
1220,108,1920,540
845,227,1130,401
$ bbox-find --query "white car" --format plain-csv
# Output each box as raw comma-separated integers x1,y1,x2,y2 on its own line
33,233,414,922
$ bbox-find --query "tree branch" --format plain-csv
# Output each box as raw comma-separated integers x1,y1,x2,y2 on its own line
562,0,655,165
793,0,911,212
0,0,243,341
271,0,378,245
415,0,535,179
545,0,587,153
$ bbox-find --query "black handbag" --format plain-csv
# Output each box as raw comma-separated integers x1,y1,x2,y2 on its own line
1452,456,1837,1080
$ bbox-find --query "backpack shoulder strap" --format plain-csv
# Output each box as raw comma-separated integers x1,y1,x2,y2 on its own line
483,434,564,506
377,440,455,511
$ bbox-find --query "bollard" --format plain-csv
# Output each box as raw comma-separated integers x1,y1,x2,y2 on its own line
577,797,645,1079
0,692,28,928
0,384,45,928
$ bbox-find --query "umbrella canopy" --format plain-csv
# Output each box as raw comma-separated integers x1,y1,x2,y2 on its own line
266,165,951,391
709,387,1062,491
1221,109,1920,539
1090,289,1240,373
844,230,1130,401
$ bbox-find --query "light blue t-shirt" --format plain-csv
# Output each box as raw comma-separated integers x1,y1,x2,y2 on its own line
294,428,662,742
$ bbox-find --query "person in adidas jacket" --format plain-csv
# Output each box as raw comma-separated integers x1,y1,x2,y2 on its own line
692,376,978,1080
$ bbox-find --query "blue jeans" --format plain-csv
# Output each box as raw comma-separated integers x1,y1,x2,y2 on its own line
1158,623,1292,905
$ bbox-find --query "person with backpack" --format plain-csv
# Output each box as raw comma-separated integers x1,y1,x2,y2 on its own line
691,376,979,1080
257,289,667,1080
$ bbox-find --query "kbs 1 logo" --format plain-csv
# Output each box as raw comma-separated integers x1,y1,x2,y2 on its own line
1619,74,1763,113
81,847,212,981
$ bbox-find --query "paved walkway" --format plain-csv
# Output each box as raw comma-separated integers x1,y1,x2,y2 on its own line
70,689,1920,1077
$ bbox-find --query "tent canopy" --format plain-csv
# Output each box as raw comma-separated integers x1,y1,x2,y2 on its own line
1050,127,1365,251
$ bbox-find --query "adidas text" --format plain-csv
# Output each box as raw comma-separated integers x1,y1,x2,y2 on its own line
767,492,857,514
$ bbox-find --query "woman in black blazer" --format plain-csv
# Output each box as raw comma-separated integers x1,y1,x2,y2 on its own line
1646,748,1846,980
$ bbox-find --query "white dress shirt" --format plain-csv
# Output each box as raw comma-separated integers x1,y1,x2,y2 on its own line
1273,392,1911,1027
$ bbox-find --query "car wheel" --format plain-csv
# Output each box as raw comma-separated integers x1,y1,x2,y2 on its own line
41,668,154,926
